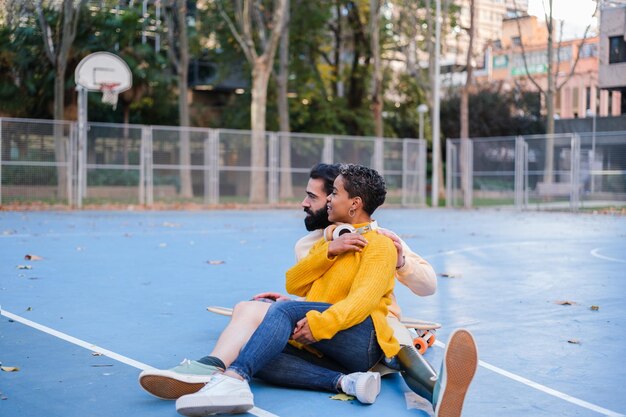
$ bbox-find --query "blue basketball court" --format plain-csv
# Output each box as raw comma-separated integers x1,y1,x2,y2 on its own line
1,208,625,417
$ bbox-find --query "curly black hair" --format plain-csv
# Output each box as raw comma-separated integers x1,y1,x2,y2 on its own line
338,164,386,215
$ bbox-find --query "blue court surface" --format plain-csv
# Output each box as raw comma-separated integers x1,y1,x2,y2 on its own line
1,208,625,417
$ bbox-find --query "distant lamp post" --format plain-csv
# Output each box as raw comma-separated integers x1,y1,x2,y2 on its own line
417,104,428,140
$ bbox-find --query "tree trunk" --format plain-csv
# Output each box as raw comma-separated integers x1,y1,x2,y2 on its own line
177,2,193,199
250,59,272,203
277,1,293,200
460,0,475,208
53,64,68,200
544,0,555,186
370,0,383,139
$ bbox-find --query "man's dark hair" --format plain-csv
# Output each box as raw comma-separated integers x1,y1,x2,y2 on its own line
339,164,386,215
309,163,341,196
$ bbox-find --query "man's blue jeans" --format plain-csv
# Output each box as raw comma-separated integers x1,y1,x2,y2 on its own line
228,301,384,392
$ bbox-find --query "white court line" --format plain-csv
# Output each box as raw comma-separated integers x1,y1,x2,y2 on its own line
590,248,626,263
433,340,624,417
0,309,279,417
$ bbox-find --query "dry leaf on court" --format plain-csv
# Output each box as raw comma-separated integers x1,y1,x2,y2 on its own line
590,305,600,311
91,352,103,356
16,265,32,270
24,254,43,261
207,260,225,265
567,339,581,344
438,273,461,278
330,393,355,401
1,366,19,372
554,300,576,306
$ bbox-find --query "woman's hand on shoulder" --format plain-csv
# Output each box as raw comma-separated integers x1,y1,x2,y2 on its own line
377,228,405,269
327,232,368,258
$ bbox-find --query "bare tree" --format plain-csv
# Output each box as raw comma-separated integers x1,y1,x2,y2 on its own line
276,0,293,200
460,0,475,208
219,0,288,203
164,0,193,198
512,0,597,184
35,0,84,199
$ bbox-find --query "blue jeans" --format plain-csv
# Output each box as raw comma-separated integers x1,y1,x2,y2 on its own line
228,301,384,392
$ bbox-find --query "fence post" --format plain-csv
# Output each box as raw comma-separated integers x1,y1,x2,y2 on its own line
323,136,333,164
402,140,408,206
68,123,75,207
418,139,427,207
374,137,384,173
204,129,220,205
140,126,153,207
268,132,279,204
570,133,581,211
460,138,473,208
514,136,524,210
445,140,454,207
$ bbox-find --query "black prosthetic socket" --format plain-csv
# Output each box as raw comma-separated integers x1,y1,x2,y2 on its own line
197,355,226,370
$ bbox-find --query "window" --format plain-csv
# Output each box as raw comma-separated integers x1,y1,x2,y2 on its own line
586,87,591,114
609,36,626,64
512,36,521,47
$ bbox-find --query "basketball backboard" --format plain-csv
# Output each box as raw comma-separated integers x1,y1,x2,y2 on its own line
75,52,132,92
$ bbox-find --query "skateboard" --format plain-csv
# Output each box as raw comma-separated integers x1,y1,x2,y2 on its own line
207,305,441,354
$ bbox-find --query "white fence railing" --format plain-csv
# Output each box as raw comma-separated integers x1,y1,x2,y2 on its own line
447,132,626,210
0,117,427,208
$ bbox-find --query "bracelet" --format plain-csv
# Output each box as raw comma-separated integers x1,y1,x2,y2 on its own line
396,255,406,270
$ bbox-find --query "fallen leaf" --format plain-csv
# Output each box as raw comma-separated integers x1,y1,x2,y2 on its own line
91,364,113,367
330,393,355,401
207,260,225,265
16,265,32,270
26,307,32,311
590,305,600,311
554,300,576,306
24,254,43,261
1,366,19,372
91,352,103,356
567,339,581,344
438,273,461,278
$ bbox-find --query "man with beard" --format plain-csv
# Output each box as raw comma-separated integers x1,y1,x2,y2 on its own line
138,164,476,417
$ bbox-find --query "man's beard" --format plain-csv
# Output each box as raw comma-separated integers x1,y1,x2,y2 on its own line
304,206,332,231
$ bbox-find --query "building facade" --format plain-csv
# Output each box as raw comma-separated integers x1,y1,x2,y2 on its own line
477,14,623,119
598,1,626,114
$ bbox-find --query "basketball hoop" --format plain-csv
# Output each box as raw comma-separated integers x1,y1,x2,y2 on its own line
99,82,121,109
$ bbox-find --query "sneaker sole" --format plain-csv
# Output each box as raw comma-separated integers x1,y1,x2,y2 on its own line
176,394,254,416
435,329,478,417
139,372,212,400
355,372,381,404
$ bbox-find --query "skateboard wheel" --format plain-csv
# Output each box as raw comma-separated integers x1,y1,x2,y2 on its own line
413,337,428,354
426,332,436,347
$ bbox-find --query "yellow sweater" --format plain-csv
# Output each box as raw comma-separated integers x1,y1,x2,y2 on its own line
285,225,401,358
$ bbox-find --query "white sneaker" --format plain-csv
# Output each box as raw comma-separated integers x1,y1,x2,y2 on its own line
175,373,254,416
340,371,381,404
139,359,221,400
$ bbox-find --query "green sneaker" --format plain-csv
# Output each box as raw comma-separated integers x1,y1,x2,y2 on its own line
139,359,222,400
433,329,478,417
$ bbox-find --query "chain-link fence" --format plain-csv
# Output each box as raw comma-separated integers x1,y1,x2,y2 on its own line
0,117,428,208
447,132,626,210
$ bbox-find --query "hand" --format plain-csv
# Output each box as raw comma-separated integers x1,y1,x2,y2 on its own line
252,292,291,302
377,229,405,269
327,232,368,258
292,317,317,345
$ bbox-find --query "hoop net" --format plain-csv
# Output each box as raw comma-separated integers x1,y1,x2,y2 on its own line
99,83,121,110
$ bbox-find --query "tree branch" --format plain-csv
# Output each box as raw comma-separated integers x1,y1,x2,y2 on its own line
512,0,545,95
164,0,180,74
220,0,256,63
35,0,56,65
